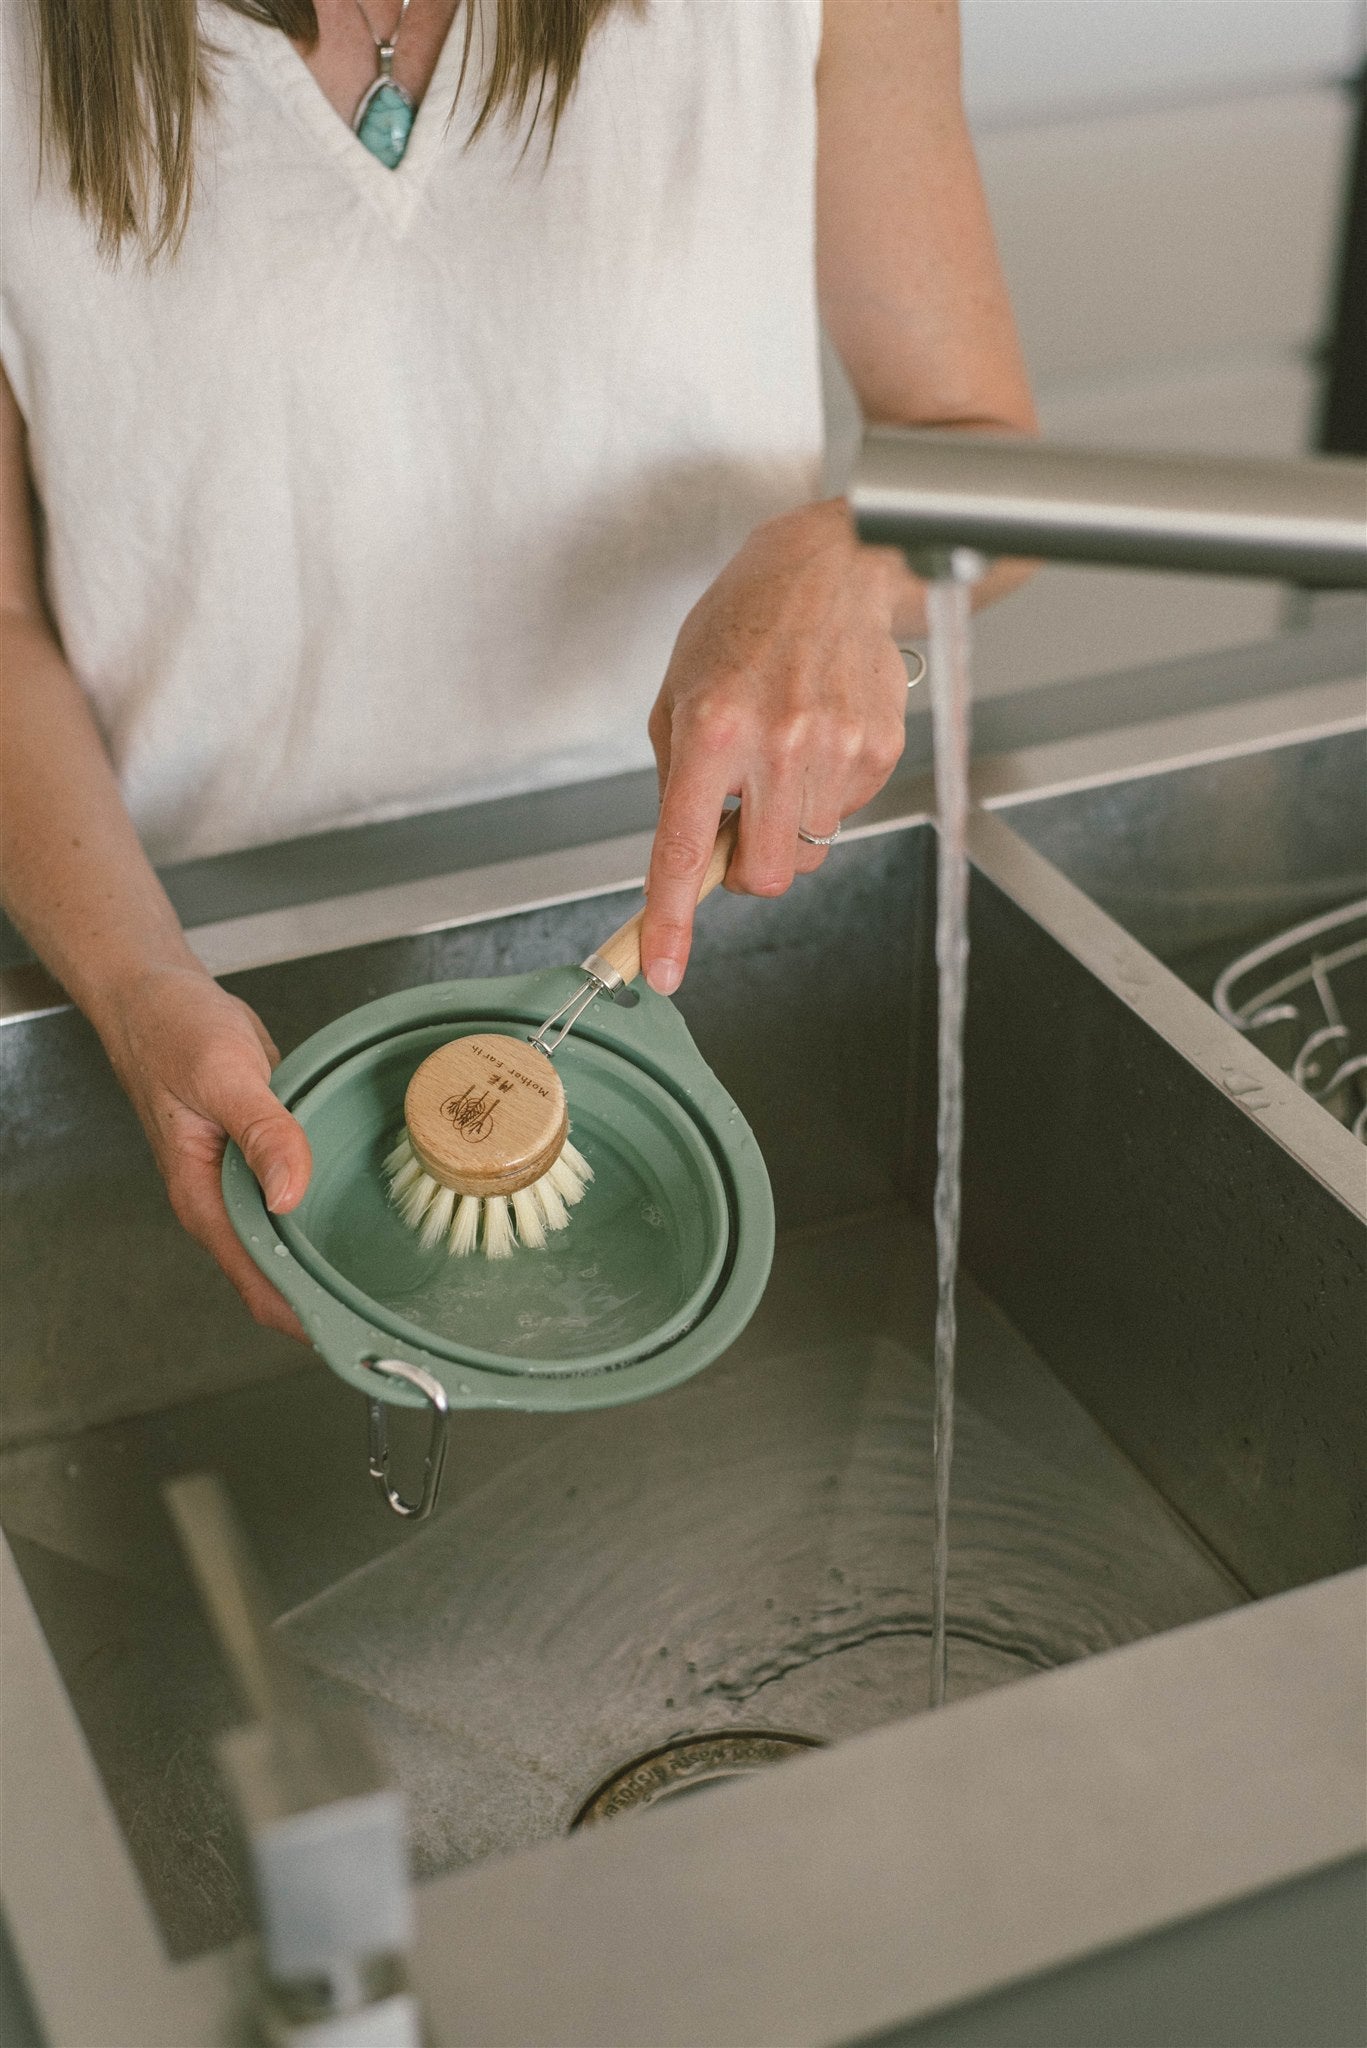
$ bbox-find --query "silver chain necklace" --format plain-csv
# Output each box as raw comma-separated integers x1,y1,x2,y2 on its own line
351,0,417,168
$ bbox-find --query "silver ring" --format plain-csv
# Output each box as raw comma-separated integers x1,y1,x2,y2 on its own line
797,822,841,848
899,646,927,688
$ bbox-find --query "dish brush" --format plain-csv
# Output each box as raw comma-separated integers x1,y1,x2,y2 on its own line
385,811,740,1256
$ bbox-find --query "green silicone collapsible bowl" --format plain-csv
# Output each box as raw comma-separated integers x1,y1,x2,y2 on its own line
222,968,774,1417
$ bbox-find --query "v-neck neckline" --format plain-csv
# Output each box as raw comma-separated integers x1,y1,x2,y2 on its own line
220,3,470,231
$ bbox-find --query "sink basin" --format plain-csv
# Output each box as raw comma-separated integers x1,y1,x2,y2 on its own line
1006,726,1367,1147
1006,722,1366,974
2,717,1361,1981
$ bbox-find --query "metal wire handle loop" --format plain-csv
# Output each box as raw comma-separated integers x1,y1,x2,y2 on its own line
530,956,625,1058
364,1358,450,1519
530,974,606,1058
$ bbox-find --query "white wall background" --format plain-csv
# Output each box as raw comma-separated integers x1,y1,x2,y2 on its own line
825,0,1367,698
960,0,1362,123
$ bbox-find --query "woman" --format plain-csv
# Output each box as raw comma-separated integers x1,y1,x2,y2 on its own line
0,0,1034,1336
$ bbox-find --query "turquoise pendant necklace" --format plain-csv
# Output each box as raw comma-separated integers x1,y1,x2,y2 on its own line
352,0,416,168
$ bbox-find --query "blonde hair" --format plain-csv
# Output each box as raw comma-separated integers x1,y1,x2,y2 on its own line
36,0,622,256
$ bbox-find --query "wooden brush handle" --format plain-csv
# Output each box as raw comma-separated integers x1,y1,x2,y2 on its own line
590,809,740,988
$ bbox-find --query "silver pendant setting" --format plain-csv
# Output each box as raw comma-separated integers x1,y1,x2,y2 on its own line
352,40,416,168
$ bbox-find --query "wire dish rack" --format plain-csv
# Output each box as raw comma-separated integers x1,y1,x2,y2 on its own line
1214,899,1367,1143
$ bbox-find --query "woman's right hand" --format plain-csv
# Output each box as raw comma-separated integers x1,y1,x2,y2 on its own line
96,964,313,1340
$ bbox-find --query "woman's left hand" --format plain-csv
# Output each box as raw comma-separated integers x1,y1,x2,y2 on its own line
641,497,913,994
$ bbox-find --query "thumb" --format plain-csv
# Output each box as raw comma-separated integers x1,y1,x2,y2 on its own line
211,1063,313,1214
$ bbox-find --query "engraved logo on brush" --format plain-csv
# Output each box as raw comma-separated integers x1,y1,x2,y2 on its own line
469,1039,550,1099
439,1084,499,1144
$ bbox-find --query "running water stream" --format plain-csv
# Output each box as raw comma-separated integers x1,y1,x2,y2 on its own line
925,557,981,1708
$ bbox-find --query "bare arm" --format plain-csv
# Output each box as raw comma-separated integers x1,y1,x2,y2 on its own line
818,0,1033,437
638,0,1034,991
0,368,309,1336
817,0,1036,631
0,379,198,1011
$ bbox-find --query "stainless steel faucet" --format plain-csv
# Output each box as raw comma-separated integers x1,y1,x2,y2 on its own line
849,428,1367,587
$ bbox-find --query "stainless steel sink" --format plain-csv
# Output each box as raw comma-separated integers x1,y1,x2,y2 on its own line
1005,722,1366,969
1,638,1363,2042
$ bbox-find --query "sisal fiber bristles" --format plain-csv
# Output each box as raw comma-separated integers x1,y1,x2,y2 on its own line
383,1127,592,1256
547,1150,589,1206
418,1183,456,1251
450,1193,482,1256
483,1196,515,1258
398,1169,438,1228
531,1173,570,1232
510,1184,547,1249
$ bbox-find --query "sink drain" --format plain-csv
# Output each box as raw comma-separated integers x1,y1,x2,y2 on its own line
571,1730,824,1828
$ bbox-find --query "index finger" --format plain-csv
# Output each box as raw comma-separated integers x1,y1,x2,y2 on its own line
641,770,734,995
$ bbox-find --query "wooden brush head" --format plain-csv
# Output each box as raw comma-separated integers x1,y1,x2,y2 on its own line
403,1034,569,1198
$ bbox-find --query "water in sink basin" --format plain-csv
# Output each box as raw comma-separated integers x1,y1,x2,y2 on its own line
0,1204,1247,1958
275,1208,1243,1883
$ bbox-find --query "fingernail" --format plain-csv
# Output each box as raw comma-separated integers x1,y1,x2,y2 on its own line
647,959,681,996
264,1165,291,1211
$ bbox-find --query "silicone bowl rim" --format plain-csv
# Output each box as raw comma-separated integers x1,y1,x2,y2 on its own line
222,968,775,1414
268,1019,732,1377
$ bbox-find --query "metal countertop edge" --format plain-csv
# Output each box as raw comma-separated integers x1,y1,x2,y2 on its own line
0,674,1361,1030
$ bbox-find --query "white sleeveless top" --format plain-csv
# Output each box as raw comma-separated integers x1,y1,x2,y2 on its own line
1,0,824,863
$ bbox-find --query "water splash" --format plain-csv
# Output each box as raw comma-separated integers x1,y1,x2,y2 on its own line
925,558,981,1709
